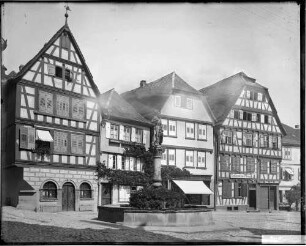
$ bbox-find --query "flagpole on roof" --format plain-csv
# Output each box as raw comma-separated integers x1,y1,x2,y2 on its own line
64,4,71,26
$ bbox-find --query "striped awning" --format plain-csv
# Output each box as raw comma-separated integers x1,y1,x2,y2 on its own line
173,180,213,195
36,130,53,142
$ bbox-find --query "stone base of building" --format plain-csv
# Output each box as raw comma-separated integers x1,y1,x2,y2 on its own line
3,165,98,212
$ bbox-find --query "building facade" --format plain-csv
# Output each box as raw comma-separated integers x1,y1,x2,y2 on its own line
200,72,285,211
122,72,215,207
2,23,100,212
279,124,301,204
98,89,152,205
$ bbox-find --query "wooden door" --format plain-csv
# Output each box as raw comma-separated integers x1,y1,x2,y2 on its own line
248,190,256,209
269,186,276,210
101,183,112,205
259,186,269,210
62,182,75,211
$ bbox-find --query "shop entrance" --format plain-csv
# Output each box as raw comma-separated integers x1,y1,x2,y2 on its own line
101,183,112,205
248,189,256,209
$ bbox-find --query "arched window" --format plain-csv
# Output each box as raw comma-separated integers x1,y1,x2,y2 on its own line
42,181,57,199
80,182,92,199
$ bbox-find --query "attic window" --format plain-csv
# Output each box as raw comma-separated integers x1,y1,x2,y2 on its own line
54,66,72,82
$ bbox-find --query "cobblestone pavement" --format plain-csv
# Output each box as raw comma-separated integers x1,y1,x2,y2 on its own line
1,206,301,243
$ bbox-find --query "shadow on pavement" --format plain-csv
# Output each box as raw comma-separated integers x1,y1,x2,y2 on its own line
239,227,301,235
1,221,184,244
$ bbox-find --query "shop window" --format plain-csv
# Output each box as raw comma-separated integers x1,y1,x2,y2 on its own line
222,181,232,199
80,182,92,199
41,181,57,199
119,185,130,203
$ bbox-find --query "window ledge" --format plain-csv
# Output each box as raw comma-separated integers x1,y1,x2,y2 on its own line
80,198,94,201
34,110,87,123
40,198,58,202
185,137,195,140
197,138,207,142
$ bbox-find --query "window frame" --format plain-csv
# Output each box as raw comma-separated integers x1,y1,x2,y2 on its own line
185,150,194,167
185,122,195,139
198,124,207,141
174,95,181,107
283,147,292,160
41,181,58,201
197,151,206,168
123,126,131,142
168,120,177,137
161,119,168,136
80,182,92,199
168,149,176,166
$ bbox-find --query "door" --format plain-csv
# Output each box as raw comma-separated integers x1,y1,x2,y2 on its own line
248,190,256,209
259,186,269,210
62,182,75,211
101,183,112,205
269,186,276,210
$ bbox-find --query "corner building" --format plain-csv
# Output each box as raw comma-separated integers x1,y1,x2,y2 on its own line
2,23,100,212
200,72,285,211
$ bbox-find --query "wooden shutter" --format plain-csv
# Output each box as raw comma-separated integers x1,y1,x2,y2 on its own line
47,64,55,76
239,110,243,120
234,183,239,198
268,135,272,148
136,158,141,171
261,114,265,123
20,126,29,149
142,130,148,144
222,181,232,199
78,135,84,154
108,154,113,169
241,183,248,197
71,134,78,154
119,125,124,140
131,127,136,142
117,155,122,170
105,122,111,138
278,135,281,149
28,127,35,149
259,134,264,147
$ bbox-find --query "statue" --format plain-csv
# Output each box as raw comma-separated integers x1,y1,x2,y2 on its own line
151,116,163,147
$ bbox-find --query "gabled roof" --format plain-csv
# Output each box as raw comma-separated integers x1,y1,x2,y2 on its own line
99,89,152,126
199,72,286,135
282,123,300,146
121,72,214,121
7,24,100,96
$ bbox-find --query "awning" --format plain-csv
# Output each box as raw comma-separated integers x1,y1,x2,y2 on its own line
173,180,213,195
36,129,53,142
284,168,294,175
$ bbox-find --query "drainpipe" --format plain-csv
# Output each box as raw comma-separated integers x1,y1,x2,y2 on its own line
213,126,220,211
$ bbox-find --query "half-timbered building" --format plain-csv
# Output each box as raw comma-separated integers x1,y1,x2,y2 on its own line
2,21,100,212
98,89,152,205
122,73,215,207
200,72,286,211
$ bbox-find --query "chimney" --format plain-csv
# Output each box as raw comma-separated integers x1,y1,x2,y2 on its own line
295,125,300,129
19,65,24,71
140,80,146,87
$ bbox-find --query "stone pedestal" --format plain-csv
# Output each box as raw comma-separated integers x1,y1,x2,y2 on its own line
152,145,163,187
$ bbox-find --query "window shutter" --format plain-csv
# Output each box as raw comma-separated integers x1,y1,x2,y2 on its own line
142,130,148,144
278,135,281,149
280,167,283,180
47,64,55,76
222,181,232,199
28,127,35,149
105,122,111,139
71,134,78,154
119,125,125,140
136,158,141,171
268,135,272,148
117,155,122,170
20,126,29,149
239,110,243,120
241,183,248,197
131,127,136,142
261,114,265,123
234,183,239,198
108,155,113,169
243,133,246,145
129,157,134,171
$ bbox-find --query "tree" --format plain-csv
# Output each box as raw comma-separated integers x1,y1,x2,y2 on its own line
285,183,301,211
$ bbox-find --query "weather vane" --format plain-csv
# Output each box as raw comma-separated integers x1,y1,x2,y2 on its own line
64,4,71,25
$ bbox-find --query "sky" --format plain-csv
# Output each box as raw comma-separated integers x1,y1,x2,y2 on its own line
2,3,300,127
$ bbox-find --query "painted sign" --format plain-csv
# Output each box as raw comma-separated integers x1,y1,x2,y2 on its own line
230,173,253,179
